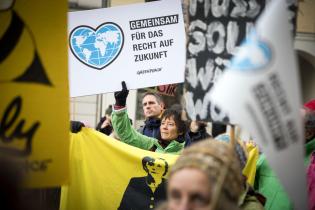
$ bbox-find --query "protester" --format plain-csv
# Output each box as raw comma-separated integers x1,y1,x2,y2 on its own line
138,92,165,139
70,121,85,133
109,118,133,141
169,103,192,147
308,152,315,210
95,116,113,136
157,140,243,210
112,82,186,154
105,105,113,117
304,100,315,143
304,100,315,210
189,120,211,143
212,123,227,138
254,99,315,210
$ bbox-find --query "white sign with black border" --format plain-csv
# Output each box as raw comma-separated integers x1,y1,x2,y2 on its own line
68,0,185,97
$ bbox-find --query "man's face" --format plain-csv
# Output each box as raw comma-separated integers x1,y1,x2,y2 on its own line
142,95,163,118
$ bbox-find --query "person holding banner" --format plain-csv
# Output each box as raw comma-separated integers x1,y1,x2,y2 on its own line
96,116,113,136
112,82,186,154
139,94,192,147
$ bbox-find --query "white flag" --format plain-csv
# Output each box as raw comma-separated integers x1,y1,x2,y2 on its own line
209,0,307,209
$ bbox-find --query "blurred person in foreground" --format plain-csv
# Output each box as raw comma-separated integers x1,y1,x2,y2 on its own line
157,140,243,210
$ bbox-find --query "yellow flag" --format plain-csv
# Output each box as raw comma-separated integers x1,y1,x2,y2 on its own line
60,128,178,210
0,0,69,187
242,142,260,186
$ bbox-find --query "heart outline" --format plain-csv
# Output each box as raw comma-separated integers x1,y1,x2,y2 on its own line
69,22,124,70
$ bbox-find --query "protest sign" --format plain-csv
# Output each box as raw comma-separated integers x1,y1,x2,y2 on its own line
209,1,307,209
68,0,186,97
0,0,69,187
184,0,298,121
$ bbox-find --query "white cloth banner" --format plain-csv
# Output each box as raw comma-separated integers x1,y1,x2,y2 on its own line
68,0,186,97
209,1,307,209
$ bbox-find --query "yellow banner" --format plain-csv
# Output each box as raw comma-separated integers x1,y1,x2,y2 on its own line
0,0,69,187
60,128,178,210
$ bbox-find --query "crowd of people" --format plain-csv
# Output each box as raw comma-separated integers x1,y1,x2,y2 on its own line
69,81,315,210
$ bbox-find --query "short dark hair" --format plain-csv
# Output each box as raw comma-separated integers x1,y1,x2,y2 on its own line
143,92,164,105
161,109,186,135
142,156,168,176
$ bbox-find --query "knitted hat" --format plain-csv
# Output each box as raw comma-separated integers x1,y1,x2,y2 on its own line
169,140,243,210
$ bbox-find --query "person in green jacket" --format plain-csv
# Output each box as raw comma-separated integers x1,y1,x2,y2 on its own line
111,82,186,154
254,138,315,210
254,101,315,210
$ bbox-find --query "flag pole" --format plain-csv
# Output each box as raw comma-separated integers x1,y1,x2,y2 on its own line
230,124,236,147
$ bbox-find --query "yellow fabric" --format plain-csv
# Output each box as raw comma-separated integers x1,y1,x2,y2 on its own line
0,0,69,187
242,142,260,186
60,128,178,210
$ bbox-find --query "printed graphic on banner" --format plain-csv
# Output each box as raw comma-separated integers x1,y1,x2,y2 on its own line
0,2,52,86
60,128,178,210
68,0,185,97
69,22,124,70
184,0,297,122
119,156,168,210
0,0,69,187
209,1,307,209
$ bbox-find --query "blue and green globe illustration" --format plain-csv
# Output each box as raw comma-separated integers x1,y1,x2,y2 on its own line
230,30,272,73
70,23,124,69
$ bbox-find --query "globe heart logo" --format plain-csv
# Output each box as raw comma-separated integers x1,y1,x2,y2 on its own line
69,22,124,70
230,30,272,73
